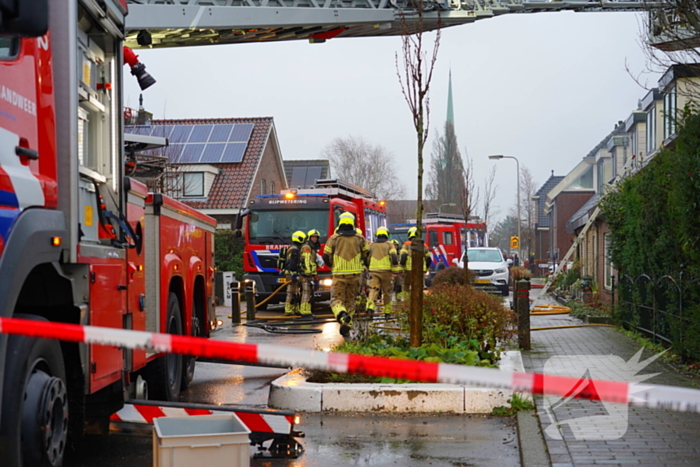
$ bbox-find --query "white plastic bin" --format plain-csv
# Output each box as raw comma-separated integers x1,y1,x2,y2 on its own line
153,414,251,467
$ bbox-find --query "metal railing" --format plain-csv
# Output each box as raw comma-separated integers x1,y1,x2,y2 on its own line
616,271,700,361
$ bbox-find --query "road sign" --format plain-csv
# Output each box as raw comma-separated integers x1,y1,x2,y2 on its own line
510,236,519,250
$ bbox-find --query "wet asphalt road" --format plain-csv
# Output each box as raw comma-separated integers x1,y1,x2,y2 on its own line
63,301,522,467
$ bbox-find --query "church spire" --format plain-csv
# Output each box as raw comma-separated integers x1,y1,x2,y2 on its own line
446,69,454,126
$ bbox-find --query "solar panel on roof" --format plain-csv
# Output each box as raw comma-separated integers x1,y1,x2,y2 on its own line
229,123,254,142
190,125,213,143
305,167,322,187
209,124,233,143
151,125,174,139
221,142,246,163
177,144,205,163
170,125,193,143
125,125,152,136
200,143,226,163
290,167,307,189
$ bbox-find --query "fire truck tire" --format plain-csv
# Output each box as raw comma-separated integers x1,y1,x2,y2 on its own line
181,298,200,390
146,293,183,401
1,314,68,467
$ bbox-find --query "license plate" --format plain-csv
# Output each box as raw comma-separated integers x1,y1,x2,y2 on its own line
475,280,490,284
277,277,290,283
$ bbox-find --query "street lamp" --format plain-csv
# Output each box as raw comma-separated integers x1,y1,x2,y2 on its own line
489,155,521,263
438,202,456,217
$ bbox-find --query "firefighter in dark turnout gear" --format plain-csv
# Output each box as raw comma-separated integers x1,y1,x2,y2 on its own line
284,230,306,316
323,214,369,337
366,227,398,316
400,227,432,300
298,229,321,318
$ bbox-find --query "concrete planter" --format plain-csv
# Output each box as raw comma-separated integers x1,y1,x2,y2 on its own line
585,315,614,325
269,351,524,413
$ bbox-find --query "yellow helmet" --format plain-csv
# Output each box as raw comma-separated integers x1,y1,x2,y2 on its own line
338,217,354,227
307,229,320,238
356,228,363,236
407,227,419,239
291,230,307,243
375,227,389,238
339,212,355,222
390,239,400,247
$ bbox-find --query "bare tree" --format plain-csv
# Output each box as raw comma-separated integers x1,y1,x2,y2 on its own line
396,1,441,347
322,135,406,200
458,150,479,282
632,2,700,100
425,122,464,212
482,165,500,231
508,166,538,259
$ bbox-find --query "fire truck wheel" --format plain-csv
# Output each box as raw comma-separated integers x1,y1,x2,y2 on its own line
181,301,200,390
146,293,183,401
1,314,68,467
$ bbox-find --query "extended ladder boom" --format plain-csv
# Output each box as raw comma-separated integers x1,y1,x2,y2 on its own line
125,0,661,48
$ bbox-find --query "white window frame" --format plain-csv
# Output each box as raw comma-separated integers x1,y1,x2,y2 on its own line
182,172,204,197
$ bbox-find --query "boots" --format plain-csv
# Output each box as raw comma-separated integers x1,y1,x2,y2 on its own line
337,311,352,337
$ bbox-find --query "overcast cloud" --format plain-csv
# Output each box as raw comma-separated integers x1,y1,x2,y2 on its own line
124,10,658,225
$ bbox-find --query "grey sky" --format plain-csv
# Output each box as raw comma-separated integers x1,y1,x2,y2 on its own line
124,10,657,226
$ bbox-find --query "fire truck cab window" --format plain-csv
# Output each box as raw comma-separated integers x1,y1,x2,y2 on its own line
249,209,329,244
429,230,438,247
0,38,19,59
444,231,453,245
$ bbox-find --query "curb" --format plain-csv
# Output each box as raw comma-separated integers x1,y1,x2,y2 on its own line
269,351,525,413
517,410,551,467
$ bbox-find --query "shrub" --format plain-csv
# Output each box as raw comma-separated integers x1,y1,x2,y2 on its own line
422,283,516,358
510,266,531,281
431,265,475,287
214,230,244,280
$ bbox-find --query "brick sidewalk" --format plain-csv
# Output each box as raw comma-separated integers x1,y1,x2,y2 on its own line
521,296,700,467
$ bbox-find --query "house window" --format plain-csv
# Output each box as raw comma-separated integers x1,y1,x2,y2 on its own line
604,233,612,290
664,85,677,140
261,179,267,195
182,172,204,197
630,130,637,159
646,106,656,154
270,181,275,195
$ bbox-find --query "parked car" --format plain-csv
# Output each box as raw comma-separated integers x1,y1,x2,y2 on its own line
455,247,510,296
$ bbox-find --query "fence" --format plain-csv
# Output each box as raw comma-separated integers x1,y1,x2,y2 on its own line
616,272,700,361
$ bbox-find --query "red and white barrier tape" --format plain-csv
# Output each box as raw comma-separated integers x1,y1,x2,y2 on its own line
111,404,293,435
1,317,699,413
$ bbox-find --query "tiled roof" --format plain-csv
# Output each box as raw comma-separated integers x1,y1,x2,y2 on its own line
535,174,564,228
147,117,273,210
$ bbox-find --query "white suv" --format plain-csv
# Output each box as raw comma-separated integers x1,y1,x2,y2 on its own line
456,247,509,296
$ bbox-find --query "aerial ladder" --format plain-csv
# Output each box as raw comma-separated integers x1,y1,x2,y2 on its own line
124,0,668,49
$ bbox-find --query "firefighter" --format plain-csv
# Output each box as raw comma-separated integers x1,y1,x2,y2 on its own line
356,226,369,313
400,227,432,301
366,227,398,317
390,239,404,302
323,215,369,337
283,230,306,317
297,229,321,319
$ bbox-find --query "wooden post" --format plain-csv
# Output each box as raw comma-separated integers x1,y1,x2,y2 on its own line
409,239,424,347
517,279,531,350
230,280,241,324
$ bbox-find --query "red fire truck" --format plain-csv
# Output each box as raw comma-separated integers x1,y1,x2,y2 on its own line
237,179,386,308
389,213,488,283
0,1,217,465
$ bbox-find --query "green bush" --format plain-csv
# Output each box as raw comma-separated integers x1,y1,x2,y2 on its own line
422,283,516,358
431,265,475,287
214,230,244,280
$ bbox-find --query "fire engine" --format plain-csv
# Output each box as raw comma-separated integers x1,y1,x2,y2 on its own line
389,212,488,283
237,179,386,309
0,1,218,465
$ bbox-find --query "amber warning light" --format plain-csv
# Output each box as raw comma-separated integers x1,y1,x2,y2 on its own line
284,192,295,200
51,237,62,246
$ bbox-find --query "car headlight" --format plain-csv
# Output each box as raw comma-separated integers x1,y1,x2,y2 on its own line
495,268,506,274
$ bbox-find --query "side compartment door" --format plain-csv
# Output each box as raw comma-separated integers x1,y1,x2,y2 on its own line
89,264,126,392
